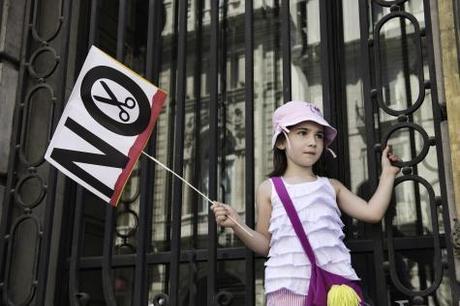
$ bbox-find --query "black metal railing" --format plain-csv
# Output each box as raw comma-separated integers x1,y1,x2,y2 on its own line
0,0,72,305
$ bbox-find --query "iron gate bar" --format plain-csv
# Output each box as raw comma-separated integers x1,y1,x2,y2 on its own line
147,0,163,84
88,0,99,49
318,0,348,190
336,0,351,194
208,0,219,304
188,0,205,303
163,0,179,297
68,1,100,304
74,234,448,269
220,0,228,207
101,0,128,304
281,0,291,102
54,171,77,304
207,0,220,304
189,0,204,306
133,0,163,304
321,0,357,235
422,0,460,300
244,0,256,305
219,0,227,221
398,9,426,279
358,0,389,304
192,0,204,251
102,180,117,305
69,187,85,306
169,0,188,304
164,0,178,254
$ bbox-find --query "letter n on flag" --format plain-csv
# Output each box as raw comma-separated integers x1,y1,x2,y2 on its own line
45,46,167,206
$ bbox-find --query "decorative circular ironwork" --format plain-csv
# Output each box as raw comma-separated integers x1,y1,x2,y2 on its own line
74,292,90,306
30,0,64,43
27,46,60,79
120,170,141,203
372,0,410,7
152,293,169,306
115,209,139,238
215,291,234,306
401,167,412,175
19,84,56,167
381,122,430,167
4,215,41,305
14,174,47,209
412,296,425,305
374,11,425,116
114,242,136,254
387,175,443,295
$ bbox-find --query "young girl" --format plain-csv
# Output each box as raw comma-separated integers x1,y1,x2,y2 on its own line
211,101,401,305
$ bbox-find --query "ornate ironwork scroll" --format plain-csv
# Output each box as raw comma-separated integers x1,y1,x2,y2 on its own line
359,0,460,302
0,0,72,305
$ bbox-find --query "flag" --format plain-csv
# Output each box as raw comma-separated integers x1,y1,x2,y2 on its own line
45,46,167,206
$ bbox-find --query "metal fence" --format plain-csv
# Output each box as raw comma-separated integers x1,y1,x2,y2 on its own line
0,0,459,305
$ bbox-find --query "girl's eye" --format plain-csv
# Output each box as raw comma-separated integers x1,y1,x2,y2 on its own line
316,134,324,139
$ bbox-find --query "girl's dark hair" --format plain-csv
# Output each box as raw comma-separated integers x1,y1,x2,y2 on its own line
267,134,327,178
267,146,288,177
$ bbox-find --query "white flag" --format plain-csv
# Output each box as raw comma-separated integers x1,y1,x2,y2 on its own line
45,46,167,206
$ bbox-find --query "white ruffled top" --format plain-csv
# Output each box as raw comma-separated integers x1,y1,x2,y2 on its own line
264,176,360,296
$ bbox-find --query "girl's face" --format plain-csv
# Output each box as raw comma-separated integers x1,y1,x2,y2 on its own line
276,121,324,169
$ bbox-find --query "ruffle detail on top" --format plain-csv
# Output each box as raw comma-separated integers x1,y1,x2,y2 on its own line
270,182,340,221
267,236,352,267
265,177,360,296
269,215,344,239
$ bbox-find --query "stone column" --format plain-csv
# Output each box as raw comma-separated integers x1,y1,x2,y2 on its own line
436,0,460,284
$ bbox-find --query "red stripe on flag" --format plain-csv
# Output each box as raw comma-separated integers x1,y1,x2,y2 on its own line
110,89,167,206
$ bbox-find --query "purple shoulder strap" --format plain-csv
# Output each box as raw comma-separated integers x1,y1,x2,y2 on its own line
271,177,317,266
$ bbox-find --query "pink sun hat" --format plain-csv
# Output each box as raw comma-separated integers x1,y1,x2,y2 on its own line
271,101,337,148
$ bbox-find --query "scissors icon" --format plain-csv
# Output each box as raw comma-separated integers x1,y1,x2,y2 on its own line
93,80,136,122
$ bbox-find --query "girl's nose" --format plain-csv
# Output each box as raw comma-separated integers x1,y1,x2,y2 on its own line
307,136,317,147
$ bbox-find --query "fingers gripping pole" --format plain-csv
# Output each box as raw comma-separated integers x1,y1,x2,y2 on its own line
141,151,253,237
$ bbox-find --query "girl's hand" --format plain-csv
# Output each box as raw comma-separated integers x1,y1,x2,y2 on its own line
210,201,241,229
381,145,401,176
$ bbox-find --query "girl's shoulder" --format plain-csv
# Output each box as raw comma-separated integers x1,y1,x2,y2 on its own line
256,179,273,211
325,177,343,194
257,179,272,198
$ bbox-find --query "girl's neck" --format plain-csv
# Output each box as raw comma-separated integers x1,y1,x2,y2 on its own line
283,167,317,183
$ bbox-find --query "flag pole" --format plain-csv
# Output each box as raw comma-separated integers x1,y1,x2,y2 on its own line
141,151,254,237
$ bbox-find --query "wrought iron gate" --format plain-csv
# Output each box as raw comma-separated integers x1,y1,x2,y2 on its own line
0,0,459,305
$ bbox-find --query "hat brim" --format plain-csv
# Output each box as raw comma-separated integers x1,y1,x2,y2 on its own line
272,115,337,148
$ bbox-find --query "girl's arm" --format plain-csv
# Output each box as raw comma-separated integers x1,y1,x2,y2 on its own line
331,145,401,223
210,180,272,256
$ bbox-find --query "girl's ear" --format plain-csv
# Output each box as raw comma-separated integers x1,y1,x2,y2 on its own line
275,140,286,151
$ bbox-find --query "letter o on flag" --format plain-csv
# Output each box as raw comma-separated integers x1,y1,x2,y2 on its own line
80,65,151,136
